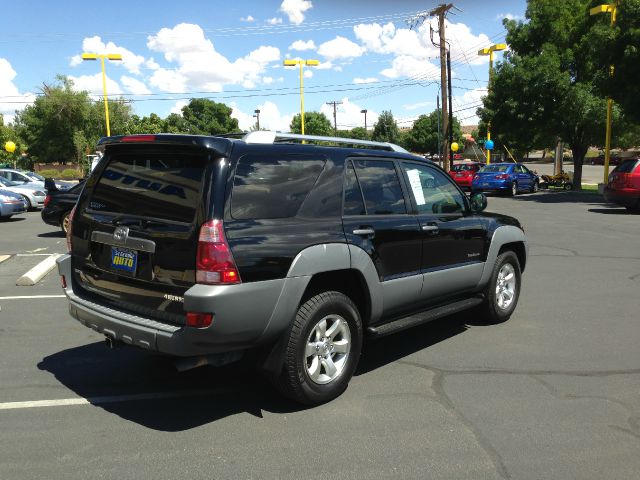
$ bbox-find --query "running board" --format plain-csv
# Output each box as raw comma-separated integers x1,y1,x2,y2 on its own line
366,297,484,338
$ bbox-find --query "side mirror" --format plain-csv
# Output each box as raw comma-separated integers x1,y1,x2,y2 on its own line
469,192,487,213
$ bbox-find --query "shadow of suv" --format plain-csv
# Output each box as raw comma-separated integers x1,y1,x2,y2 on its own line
57,131,528,405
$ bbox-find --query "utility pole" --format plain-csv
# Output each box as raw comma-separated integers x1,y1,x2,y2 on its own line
436,95,441,164
253,109,261,130
406,4,453,169
360,109,368,132
447,49,453,167
327,101,343,135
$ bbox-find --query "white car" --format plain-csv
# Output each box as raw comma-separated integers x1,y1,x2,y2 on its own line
0,176,46,209
0,168,72,191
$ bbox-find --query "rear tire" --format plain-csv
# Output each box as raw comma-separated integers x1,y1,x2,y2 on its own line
274,291,362,405
478,251,521,324
61,211,71,234
511,182,518,196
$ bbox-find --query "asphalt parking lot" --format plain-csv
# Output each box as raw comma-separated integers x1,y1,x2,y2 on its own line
1,192,639,480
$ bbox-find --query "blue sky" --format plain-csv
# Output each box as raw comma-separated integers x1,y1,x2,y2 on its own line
0,0,526,131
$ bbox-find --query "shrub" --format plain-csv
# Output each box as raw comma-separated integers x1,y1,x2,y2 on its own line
61,169,80,180
38,169,59,178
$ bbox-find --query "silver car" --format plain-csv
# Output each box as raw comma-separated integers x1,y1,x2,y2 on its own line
0,189,28,218
0,176,46,209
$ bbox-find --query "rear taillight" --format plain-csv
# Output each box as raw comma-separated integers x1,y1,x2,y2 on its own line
66,205,76,253
44,195,51,207
473,175,480,181
185,312,214,328
196,219,241,285
495,174,509,180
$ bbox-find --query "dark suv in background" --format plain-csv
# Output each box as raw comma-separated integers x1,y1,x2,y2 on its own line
57,132,528,405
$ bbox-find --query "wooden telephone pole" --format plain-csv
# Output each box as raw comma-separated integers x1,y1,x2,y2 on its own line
326,101,343,135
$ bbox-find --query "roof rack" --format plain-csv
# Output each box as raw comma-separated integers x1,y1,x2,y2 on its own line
242,131,409,153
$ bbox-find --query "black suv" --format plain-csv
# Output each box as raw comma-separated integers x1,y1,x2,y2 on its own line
57,132,527,405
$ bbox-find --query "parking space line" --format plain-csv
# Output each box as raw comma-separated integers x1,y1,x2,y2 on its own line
0,255,10,264
0,295,65,300
0,388,231,411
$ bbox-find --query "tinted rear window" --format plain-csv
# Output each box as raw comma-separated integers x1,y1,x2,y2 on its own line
89,150,208,223
479,165,510,173
614,159,639,173
452,164,478,172
231,154,325,219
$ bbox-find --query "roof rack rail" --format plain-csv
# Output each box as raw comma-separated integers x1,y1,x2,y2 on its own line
242,131,409,153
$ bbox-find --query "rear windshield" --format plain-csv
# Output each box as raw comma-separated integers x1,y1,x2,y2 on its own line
479,165,510,173
89,150,208,223
451,164,478,172
614,159,639,174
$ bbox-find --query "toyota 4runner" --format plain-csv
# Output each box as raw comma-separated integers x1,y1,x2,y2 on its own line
57,131,528,405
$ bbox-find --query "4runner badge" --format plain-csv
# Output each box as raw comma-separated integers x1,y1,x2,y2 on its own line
163,294,184,303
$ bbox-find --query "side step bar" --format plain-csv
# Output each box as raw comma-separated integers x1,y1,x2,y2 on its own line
366,296,484,338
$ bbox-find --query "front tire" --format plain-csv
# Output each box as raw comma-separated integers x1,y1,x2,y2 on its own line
478,251,521,324
530,181,539,193
276,291,362,405
22,196,32,210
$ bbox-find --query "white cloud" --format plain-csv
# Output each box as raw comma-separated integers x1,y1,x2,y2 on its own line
0,58,36,123
497,13,522,21
71,36,146,75
120,75,151,95
170,100,188,115
289,40,316,51
318,36,364,61
354,77,378,84
240,15,255,22
380,55,440,79
68,73,123,98
267,17,283,25
402,101,435,111
280,0,312,25
146,23,280,92
452,88,486,125
231,100,293,131
145,58,160,70
319,97,378,130
304,69,313,78
354,22,435,58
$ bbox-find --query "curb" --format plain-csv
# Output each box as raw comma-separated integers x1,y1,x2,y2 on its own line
0,255,10,264
16,254,62,286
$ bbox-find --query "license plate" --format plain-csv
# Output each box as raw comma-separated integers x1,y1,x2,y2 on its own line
482,183,489,187
111,247,137,274
456,173,463,177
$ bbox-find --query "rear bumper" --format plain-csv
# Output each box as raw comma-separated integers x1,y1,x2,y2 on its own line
41,207,62,226
0,201,27,217
57,255,304,357
603,187,640,208
472,180,510,192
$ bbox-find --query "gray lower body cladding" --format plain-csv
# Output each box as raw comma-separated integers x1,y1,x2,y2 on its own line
57,255,309,356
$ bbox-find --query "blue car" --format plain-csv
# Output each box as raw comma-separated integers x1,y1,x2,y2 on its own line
0,188,28,219
471,163,539,196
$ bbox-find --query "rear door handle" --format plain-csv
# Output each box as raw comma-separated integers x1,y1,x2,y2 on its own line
353,228,375,236
421,224,439,233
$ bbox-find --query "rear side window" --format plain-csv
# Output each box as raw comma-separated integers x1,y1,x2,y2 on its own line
352,159,407,215
231,154,325,219
614,160,639,173
89,150,208,223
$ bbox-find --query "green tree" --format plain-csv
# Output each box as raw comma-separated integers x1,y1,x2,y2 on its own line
289,111,333,136
404,110,463,154
479,1,613,188
348,127,369,140
180,98,240,135
371,110,399,143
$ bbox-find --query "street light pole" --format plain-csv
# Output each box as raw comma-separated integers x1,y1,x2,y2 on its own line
283,59,319,135
81,52,123,137
253,109,261,130
360,109,368,131
478,43,506,164
590,2,618,184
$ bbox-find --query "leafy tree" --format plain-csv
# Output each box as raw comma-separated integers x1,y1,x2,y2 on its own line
164,113,187,133
14,76,93,163
592,0,640,123
289,111,333,136
348,127,369,140
480,1,613,188
404,110,463,154
0,116,23,167
371,110,400,143
180,98,240,135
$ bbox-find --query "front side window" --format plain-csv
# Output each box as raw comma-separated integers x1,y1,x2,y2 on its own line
231,154,325,219
351,159,407,215
402,162,465,215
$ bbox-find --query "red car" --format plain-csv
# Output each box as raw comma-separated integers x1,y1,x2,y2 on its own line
449,162,483,189
603,158,640,212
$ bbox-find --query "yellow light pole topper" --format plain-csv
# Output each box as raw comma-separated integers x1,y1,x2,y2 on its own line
478,43,507,164
81,52,123,137
283,59,319,135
